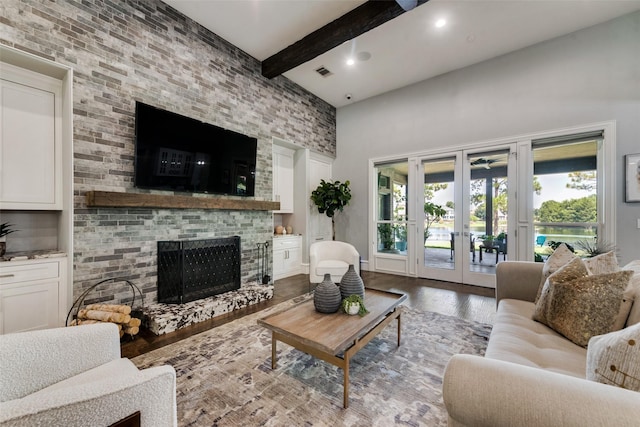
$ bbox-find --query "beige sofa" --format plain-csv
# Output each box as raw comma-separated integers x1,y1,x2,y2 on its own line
443,261,640,427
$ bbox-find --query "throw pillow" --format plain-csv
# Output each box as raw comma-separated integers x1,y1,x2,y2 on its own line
536,243,577,302
533,257,588,326
545,270,633,347
586,322,640,392
613,261,640,331
624,271,640,326
583,251,619,275
621,261,640,327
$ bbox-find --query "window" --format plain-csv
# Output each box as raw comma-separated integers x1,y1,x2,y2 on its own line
375,161,408,254
532,132,603,259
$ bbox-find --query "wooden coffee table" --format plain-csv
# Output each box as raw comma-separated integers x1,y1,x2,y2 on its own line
257,288,407,408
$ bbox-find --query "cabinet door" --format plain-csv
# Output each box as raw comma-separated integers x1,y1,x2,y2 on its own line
0,79,59,208
308,158,333,240
283,246,302,274
0,280,59,334
273,148,294,213
273,249,286,278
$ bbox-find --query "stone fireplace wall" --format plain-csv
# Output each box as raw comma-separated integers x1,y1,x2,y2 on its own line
2,0,336,305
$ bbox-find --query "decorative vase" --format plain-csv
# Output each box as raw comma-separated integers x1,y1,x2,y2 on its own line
0,241,5,257
339,264,364,300
314,273,342,313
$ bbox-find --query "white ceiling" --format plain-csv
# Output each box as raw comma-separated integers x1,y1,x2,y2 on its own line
163,0,640,108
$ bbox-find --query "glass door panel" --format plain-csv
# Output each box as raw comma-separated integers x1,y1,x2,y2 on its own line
464,149,513,287
419,156,461,282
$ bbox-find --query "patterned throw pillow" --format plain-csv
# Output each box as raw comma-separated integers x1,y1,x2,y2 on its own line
587,322,640,391
533,257,588,325
545,270,633,347
583,251,620,275
582,252,631,329
536,243,577,302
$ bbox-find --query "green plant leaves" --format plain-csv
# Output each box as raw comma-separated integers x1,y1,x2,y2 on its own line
310,179,352,218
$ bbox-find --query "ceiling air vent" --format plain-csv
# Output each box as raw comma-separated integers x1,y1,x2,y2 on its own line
315,66,333,77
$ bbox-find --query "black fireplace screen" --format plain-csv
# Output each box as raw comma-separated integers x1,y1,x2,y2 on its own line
157,236,241,304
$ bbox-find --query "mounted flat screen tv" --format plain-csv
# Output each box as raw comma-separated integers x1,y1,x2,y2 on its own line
134,102,257,197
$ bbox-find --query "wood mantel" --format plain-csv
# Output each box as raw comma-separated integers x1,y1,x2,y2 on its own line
85,191,280,211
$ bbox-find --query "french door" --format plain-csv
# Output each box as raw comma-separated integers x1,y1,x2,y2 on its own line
418,145,516,288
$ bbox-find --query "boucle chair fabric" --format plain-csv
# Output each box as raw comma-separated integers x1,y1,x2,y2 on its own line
309,240,359,283
0,323,121,402
0,323,177,427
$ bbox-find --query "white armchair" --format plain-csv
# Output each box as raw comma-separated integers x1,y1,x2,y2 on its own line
309,241,360,283
0,323,177,427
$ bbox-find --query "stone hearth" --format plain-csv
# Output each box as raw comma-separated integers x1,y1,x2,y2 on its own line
142,283,273,335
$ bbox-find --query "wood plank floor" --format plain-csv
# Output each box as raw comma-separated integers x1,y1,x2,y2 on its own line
121,271,496,359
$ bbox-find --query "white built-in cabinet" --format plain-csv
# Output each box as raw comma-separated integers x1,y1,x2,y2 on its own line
0,257,67,334
272,145,294,213
0,46,74,334
272,235,302,280
0,63,62,210
290,150,333,272
272,137,333,277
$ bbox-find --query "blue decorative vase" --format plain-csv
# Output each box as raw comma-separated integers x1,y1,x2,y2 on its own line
314,273,342,313
339,264,364,300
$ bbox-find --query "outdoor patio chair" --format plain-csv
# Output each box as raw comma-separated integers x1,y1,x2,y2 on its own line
497,235,507,260
450,233,476,262
536,235,546,246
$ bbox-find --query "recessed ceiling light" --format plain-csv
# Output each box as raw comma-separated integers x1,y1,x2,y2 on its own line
346,58,355,66
435,19,446,28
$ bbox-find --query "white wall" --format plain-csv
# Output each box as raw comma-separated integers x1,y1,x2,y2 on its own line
334,11,640,265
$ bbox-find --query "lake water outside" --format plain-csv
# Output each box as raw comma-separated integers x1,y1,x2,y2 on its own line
425,224,596,245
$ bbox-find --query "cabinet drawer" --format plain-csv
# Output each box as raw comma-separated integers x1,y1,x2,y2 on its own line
273,237,301,250
0,261,59,285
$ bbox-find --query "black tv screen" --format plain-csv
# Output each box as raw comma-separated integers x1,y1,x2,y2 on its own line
134,102,256,197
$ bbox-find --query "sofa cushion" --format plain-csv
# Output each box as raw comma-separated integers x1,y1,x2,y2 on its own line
487,299,586,378
545,270,633,347
29,358,139,397
587,322,640,392
315,260,349,277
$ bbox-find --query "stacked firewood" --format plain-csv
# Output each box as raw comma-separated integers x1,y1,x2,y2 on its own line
69,303,142,338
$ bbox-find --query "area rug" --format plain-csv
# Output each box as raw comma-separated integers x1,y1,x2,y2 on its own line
133,294,492,426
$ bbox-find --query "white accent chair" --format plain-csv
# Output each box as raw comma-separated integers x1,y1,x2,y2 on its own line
309,241,360,283
0,323,177,427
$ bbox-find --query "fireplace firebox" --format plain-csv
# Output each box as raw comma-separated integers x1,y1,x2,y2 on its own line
157,236,241,304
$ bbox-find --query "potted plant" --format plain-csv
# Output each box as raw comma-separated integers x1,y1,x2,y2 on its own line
377,223,395,251
0,223,17,257
479,234,496,247
310,179,352,240
395,225,407,252
342,295,369,316
574,238,615,257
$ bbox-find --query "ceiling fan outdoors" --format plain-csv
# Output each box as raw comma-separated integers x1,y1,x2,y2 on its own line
470,158,497,169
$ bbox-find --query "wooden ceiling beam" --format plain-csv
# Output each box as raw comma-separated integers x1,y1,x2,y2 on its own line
261,0,430,79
